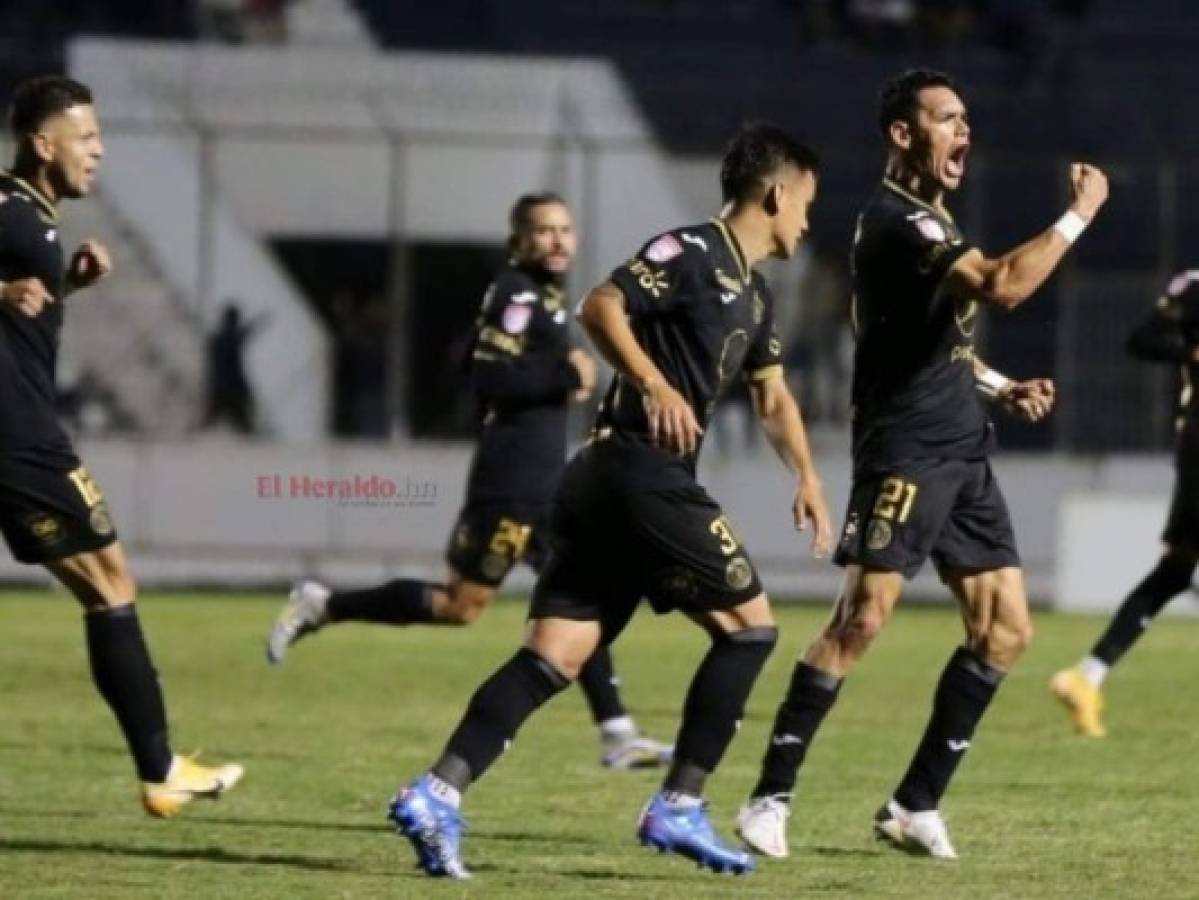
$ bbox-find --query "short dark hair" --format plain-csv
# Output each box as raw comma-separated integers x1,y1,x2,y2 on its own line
877,69,958,139
720,123,820,204
507,191,567,250
9,76,93,137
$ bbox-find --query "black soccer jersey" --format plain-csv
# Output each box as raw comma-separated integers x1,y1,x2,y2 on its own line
1126,270,1199,452
464,262,581,504
595,219,784,490
0,172,75,468
849,179,990,466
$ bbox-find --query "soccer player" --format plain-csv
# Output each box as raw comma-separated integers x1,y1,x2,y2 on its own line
267,193,671,769
1050,271,1199,738
0,76,242,816
736,69,1108,860
387,123,833,879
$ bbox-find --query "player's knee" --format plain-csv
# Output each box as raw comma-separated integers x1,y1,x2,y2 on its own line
841,609,885,654
441,585,492,625
832,590,890,655
984,618,1033,666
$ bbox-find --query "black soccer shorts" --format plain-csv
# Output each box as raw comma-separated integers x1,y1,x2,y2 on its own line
1162,445,1199,553
833,457,1019,579
444,499,551,587
0,458,118,564
529,451,764,639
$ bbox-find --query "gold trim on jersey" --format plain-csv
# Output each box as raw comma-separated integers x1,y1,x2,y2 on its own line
3,171,59,223
882,178,954,224
711,217,751,284
746,364,784,382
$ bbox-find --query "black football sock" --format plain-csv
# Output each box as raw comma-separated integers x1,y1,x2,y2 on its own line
663,627,778,799
894,647,1003,813
432,647,570,792
1091,553,1195,666
751,661,842,799
84,605,173,782
326,579,437,625
576,645,628,725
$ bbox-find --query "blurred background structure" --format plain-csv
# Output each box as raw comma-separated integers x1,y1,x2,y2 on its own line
0,0,1195,608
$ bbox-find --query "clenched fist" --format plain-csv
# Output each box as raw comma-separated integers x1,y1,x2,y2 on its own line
1069,163,1109,222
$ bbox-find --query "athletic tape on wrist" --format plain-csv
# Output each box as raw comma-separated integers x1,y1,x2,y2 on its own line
1053,210,1088,244
976,368,1013,399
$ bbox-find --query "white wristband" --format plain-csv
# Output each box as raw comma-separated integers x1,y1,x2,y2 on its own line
976,368,1013,399
1053,210,1088,244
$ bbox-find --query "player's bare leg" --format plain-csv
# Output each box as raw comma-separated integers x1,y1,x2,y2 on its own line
1051,547,1198,737
47,542,242,817
875,566,1032,859
740,566,901,857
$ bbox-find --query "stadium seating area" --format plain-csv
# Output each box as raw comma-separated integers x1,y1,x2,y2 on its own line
350,0,1199,451
1,1,1193,450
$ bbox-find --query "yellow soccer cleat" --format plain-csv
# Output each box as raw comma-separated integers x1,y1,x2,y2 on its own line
142,754,245,818
1049,667,1107,738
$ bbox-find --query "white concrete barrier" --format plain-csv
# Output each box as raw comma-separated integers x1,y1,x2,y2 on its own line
1057,492,1197,616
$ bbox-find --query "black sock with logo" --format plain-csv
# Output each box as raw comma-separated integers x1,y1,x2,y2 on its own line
751,661,842,799
893,647,1003,812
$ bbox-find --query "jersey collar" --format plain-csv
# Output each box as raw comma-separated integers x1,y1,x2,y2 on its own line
710,217,751,284
2,170,59,223
882,178,954,224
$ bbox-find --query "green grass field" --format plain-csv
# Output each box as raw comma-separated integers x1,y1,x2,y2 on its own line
1,592,1197,898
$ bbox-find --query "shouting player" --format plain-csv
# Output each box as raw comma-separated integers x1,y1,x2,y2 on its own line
1051,271,1199,737
267,193,670,769
736,69,1107,860
0,76,242,816
387,123,832,879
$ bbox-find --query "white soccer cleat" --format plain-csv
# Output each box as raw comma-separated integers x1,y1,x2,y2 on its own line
266,579,331,665
735,794,792,858
600,733,673,770
873,798,958,860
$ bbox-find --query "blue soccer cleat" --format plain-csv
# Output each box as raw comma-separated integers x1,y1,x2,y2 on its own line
388,775,471,879
636,792,755,875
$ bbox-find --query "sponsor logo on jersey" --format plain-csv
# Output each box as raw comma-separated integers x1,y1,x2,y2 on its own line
866,518,893,551
510,290,539,304
26,513,63,544
501,304,533,334
681,232,708,252
89,503,114,537
481,552,510,580
45,229,57,243
645,233,684,263
627,259,670,298
1166,270,1199,298
725,555,754,591
914,215,947,243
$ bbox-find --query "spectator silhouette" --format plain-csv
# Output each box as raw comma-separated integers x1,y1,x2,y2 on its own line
199,303,267,434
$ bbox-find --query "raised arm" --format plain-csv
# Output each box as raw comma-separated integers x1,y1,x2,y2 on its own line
944,163,1108,310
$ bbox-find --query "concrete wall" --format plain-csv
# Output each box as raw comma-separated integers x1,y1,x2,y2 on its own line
2,437,1183,614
